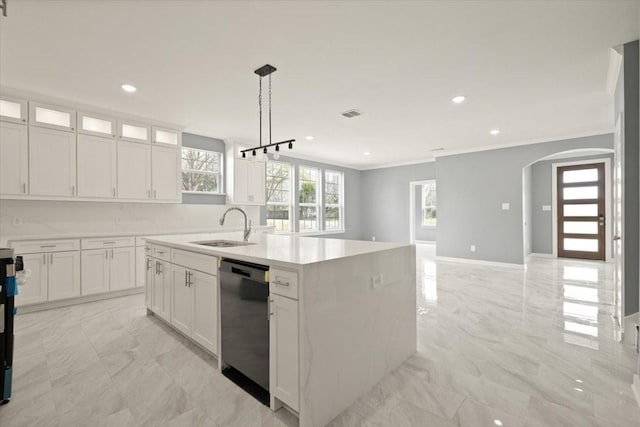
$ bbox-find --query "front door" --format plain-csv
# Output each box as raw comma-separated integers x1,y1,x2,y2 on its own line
557,162,606,261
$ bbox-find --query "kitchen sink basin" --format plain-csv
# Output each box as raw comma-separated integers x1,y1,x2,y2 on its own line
191,240,256,248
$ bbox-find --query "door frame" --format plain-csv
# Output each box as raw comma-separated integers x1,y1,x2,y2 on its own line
409,180,435,244
552,157,612,261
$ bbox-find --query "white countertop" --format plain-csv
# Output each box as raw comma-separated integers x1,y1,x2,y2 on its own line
146,233,409,267
2,226,274,244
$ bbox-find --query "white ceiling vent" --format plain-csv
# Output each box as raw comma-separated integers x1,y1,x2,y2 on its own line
341,109,362,118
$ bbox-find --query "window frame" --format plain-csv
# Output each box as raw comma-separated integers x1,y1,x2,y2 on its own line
181,147,224,195
265,161,294,232
298,165,322,233
323,169,345,231
421,180,437,227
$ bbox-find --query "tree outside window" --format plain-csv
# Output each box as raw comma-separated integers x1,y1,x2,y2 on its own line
299,166,320,231
324,170,344,230
181,147,222,193
266,162,292,232
422,182,436,226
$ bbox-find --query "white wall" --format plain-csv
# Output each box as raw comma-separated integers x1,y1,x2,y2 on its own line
0,200,260,244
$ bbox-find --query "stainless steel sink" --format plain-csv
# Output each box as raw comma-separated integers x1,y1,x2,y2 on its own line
191,240,255,248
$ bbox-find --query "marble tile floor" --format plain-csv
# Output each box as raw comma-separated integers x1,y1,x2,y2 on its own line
1,244,639,426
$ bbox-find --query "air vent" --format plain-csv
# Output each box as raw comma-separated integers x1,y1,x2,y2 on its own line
341,109,362,118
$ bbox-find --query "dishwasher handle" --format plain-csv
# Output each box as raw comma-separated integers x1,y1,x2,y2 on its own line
231,266,252,278
221,259,269,283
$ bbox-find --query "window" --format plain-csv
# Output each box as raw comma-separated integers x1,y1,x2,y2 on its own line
181,147,223,194
299,166,321,232
421,181,436,226
324,170,344,230
266,162,293,232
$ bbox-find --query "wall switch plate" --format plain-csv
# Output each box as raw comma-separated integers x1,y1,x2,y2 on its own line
12,217,22,226
470,245,476,252
502,202,510,210
542,205,551,211
371,274,384,289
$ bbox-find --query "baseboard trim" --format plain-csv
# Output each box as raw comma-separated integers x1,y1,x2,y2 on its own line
622,312,640,345
16,287,144,314
528,253,555,258
633,375,640,409
435,256,524,270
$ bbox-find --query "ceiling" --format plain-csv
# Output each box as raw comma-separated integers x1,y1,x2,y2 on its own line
1,1,638,169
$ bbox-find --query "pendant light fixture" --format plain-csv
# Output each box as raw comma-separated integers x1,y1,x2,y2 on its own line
241,64,295,159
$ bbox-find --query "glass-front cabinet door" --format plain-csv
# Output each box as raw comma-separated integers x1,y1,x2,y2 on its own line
118,119,150,144
78,112,116,138
152,126,181,146
29,102,76,132
0,96,28,124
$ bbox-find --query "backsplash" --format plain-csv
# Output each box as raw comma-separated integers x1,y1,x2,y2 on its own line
0,200,261,243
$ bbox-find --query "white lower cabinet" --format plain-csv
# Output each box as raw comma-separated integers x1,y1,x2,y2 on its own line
171,265,193,336
152,259,171,321
81,246,135,295
15,253,48,305
269,293,299,411
136,246,146,287
47,251,81,301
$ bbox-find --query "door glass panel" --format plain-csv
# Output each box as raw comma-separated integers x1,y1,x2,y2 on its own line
0,99,21,119
563,168,598,183
122,124,148,141
35,107,70,127
155,129,178,145
564,238,598,252
82,116,112,134
564,204,597,217
564,221,598,234
563,186,598,200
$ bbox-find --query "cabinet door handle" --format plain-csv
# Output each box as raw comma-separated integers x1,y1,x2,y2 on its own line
43,254,46,264
103,241,116,245
111,249,114,259
40,245,56,249
146,258,151,270
71,185,75,195
105,250,108,260
274,279,290,287
22,183,26,193
184,270,188,287
148,190,151,199
154,190,157,199
188,271,193,287
50,254,53,264
113,188,116,197
269,299,274,317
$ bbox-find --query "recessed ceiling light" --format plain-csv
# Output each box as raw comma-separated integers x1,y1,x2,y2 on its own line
490,129,500,135
305,136,314,141
493,420,503,427
364,151,371,156
574,387,584,392
121,84,137,93
452,95,466,104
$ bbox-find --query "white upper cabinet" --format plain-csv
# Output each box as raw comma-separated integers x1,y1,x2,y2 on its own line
0,122,29,195
231,158,265,205
152,126,181,146
117,141,151,200
152,145,181,201
77,134,117,198
78,112,116,138
0,96,28,124
118,120,150,144
29,126,77,197
29,102,76,132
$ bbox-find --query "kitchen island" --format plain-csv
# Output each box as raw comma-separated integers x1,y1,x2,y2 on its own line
144,233,416,427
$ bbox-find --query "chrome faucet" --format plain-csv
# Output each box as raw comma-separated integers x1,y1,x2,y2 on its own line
220,207,252,242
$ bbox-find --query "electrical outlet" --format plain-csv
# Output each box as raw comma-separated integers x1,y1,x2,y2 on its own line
470,245,476,252
371,274,384,289
372,236,376,241
12,216,23,226
501,202,510,210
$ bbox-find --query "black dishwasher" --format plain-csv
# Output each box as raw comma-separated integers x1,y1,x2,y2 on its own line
220,259,270,404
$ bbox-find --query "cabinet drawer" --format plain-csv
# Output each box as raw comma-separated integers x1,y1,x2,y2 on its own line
171,249,217,276
151,245,170,261
81,236,134,249
269,268,299,300
11,239,80,254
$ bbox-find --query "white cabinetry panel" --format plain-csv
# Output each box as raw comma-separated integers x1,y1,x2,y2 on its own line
81,249,110,295
29,126,76,197
0,122,29,195
15,253,47,305
0,96,28,124
152,146,180,201
171,265,193,336
48,251,81,300
77,134,116,198
110,247,135,291
192,270,217,354
117,141,151,200
270,294,299,411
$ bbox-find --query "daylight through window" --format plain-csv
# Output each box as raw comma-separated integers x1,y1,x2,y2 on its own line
181,147,222,194
422,182,436,226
